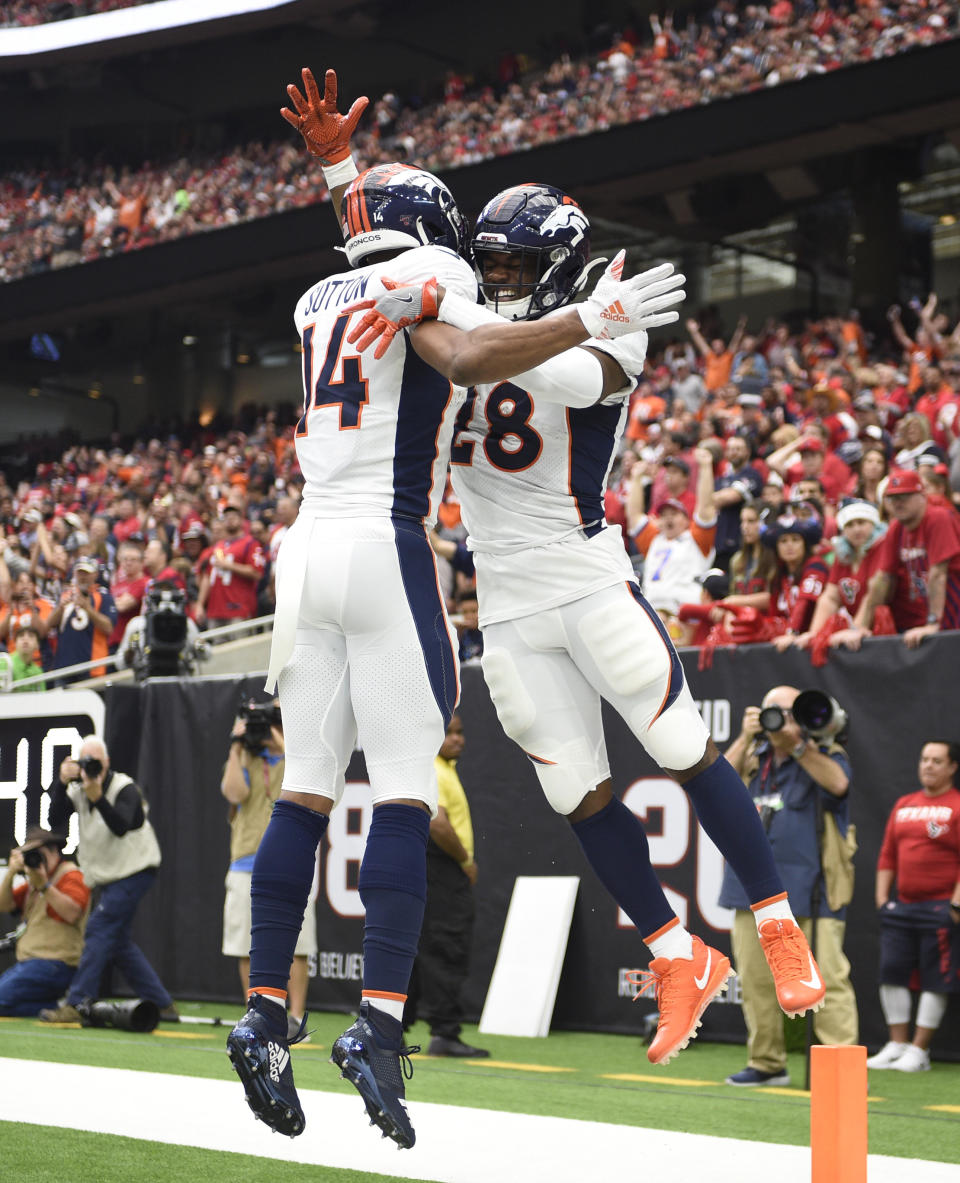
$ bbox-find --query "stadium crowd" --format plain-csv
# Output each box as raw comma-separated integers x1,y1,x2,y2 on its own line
2,2,957,283
4,290,960,685
0,0,158,27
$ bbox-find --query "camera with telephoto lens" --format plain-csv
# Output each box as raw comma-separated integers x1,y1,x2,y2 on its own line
78,755,103,779
238,701,282,752
22,848,45,869
759,690,848,742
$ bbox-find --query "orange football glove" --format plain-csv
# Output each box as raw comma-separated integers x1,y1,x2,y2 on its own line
280,67,369,164
346,277,440,360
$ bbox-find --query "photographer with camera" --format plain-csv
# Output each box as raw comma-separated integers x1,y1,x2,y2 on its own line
39,736,177,1024
221,701,315,1039
0,826,91,1015
719,686,858,1086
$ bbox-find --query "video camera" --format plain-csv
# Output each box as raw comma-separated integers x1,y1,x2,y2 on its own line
238,700,282,752
129,581,207,681
759,690,848,742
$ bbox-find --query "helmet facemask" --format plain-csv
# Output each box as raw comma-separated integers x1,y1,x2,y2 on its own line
470,183,599,321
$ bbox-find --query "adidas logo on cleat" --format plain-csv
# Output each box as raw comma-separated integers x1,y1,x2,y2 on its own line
268,1041,289,1083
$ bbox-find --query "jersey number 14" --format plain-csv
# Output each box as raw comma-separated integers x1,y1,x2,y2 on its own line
297,312,369,435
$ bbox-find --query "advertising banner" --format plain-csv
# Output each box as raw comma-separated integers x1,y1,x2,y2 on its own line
1,636,958,1056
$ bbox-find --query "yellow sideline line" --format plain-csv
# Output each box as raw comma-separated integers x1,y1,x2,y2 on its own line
152,1030,215,1040
450,1059,575,1073
603,1073,715,1087
926,1104,960,1114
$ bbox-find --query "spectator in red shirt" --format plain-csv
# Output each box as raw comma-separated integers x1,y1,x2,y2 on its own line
109,541,148,652
763,512,829,645
913,366,955,450
769,433,851,507
790,500,887,653
110,496,143,546
649,455,696,518
843,469,960,649
143,537,185,591
196,504,266,629
866,740,960,1073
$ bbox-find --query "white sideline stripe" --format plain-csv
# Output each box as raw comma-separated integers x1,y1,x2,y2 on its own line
1,1057,955,1183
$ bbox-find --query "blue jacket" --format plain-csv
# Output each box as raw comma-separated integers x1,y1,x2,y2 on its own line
718,740,852,919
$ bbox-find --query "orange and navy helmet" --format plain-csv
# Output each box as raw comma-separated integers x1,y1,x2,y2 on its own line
341,163,467,268
470,182,596,320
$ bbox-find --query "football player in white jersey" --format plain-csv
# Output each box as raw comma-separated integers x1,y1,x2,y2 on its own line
226,71,688,1152
285,66,826,1083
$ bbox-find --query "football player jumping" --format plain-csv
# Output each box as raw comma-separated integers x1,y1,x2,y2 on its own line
275,64,826,1141
225,69,687,1151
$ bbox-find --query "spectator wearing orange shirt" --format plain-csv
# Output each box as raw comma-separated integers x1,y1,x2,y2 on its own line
686,315,746,393
104,175,146,242
0,571,54,657
625,385,667,443
887,304,938,396
0,826,91,1017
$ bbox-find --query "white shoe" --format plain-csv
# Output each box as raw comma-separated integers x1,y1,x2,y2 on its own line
890,1044,930,1073
865,1040,910,1069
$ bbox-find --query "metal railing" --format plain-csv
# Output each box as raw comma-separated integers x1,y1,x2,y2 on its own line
3,614,275,692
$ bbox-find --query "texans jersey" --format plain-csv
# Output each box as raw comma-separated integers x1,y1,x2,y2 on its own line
449,339,641,626
294,244,477,527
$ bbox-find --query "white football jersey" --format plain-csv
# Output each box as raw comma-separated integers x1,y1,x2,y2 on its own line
642,530,715,615
449,338,641,626
293,244,477,526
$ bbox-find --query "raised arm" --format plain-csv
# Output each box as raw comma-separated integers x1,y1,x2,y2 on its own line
281,66,369,216
685,317,711,360
692,447,716,523
728,314,747,355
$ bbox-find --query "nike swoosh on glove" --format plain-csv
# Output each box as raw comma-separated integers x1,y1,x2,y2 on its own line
346,277,440,359
577,251,686,340
280,67,369,164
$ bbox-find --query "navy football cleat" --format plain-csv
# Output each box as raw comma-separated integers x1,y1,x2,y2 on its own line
330,1002,420,1149
226,993,308,1137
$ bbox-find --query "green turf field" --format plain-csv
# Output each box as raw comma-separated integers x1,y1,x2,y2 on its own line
2,1001,958,1174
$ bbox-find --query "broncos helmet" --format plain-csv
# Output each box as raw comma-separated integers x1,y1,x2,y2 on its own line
341,163,467,268
470,183,597,321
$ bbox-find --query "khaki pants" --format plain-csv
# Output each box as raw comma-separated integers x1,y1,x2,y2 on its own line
731,910,859,1074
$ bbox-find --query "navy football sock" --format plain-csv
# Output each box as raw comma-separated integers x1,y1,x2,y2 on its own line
358,803,429,998
249,800,329,994
682,754,784,903
570,796,675,937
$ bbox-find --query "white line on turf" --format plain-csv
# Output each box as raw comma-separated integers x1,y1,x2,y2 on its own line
1,1058,955,1183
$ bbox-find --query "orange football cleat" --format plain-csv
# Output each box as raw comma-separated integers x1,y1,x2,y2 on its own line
758,918,825,1017
628,936,731,1065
